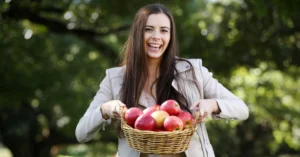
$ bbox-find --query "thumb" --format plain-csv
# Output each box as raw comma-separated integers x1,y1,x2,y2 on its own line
199,107,205,117
190,101,200,110
120,103,126,107
116,100,126,107
117,101,127,114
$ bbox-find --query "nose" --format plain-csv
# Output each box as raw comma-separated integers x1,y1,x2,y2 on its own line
151,30,161,40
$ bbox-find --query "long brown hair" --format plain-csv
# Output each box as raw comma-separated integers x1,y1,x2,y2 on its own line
120,3,192,112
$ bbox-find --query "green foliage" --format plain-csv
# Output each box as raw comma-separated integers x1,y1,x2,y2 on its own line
0,0,299,156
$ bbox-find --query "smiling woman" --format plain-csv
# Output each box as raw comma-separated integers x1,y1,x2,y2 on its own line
75,3,249,157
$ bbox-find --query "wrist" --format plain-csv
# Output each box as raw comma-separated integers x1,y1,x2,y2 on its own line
211,99,220,114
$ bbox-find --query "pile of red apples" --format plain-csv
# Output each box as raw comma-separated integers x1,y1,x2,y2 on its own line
124,99,195,131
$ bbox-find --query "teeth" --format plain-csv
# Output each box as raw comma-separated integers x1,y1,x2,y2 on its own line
149,44,160,48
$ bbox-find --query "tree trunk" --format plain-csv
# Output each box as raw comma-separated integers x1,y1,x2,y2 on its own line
0,103,52,157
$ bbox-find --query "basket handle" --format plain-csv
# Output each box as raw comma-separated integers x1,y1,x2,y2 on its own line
120,106,127,125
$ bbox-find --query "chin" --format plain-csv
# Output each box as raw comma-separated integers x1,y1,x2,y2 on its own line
147,52,164,60
147,55,163,60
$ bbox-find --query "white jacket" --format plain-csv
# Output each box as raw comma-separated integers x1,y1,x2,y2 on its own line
75,58,249,157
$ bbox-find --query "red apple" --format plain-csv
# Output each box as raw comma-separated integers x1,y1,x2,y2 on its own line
160,100,181,116
134,114,156,131
124,107,143,127
163,116,184,131
177,111,195,129
151,110,169,128
143,105,160,115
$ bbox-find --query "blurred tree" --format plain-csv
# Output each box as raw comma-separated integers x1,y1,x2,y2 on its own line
0,0,299,157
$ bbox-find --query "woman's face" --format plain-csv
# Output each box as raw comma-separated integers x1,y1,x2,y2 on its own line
144,13,171,62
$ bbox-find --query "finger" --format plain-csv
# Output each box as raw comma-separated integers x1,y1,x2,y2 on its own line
115,105,122,116
113,112,121,119
116,100,126,106
203,112,208,118
197,117,205,123
197,117,203,122
118,102,127,115
120,104,127,112
200,117,207,123
109,103,119,119
122,107,127,115
199,112,208,123
116,101,127,110
197,117,206,123
190,101,200,110
198,107,205,117
119,103,126,107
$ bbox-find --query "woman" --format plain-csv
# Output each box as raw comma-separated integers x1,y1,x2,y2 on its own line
75,3,249,157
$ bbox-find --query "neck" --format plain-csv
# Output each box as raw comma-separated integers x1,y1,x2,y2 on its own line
144,59,160,97
147,58,160,78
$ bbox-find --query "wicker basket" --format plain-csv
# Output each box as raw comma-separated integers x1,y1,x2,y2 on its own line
120,107,197,154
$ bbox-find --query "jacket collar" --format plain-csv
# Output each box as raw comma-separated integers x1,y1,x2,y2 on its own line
174,59,192,74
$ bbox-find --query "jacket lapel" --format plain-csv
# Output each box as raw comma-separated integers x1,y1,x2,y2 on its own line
172,60,192,90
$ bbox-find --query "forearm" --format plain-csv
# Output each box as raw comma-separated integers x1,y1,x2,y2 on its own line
75,104,110,143
214,99,249,120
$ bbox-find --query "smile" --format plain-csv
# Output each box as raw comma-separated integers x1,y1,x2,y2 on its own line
148,43,162,52
149,43,161,48
148,45,161,52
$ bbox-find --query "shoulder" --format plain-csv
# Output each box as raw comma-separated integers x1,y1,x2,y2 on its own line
106,66,126,79
186,58,203,69
175,57,203,73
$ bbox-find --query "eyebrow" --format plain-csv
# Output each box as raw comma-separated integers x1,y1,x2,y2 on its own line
145,25,170,30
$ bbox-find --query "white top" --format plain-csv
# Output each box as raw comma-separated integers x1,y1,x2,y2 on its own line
140,90,157,108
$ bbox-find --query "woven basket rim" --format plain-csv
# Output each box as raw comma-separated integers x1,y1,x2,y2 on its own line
120,107,198,132
120,107,198,154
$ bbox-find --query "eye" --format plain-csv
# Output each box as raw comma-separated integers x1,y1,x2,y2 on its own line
161,29,169,33
145,28,153,32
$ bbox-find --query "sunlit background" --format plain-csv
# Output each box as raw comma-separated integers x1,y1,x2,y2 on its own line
1,0,299,157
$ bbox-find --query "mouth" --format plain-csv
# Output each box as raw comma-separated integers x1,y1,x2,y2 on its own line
148,43,162,52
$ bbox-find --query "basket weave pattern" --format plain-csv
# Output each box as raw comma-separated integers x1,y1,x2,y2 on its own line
120,107,197,154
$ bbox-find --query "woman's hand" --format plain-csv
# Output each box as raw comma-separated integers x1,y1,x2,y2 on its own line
100,100,127,120
190,99,220,123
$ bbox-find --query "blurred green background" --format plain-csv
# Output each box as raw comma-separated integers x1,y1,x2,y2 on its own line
0,0,299,157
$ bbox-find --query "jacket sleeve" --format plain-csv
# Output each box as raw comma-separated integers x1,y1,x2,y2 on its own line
75,69,113,143
197,59,249,120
